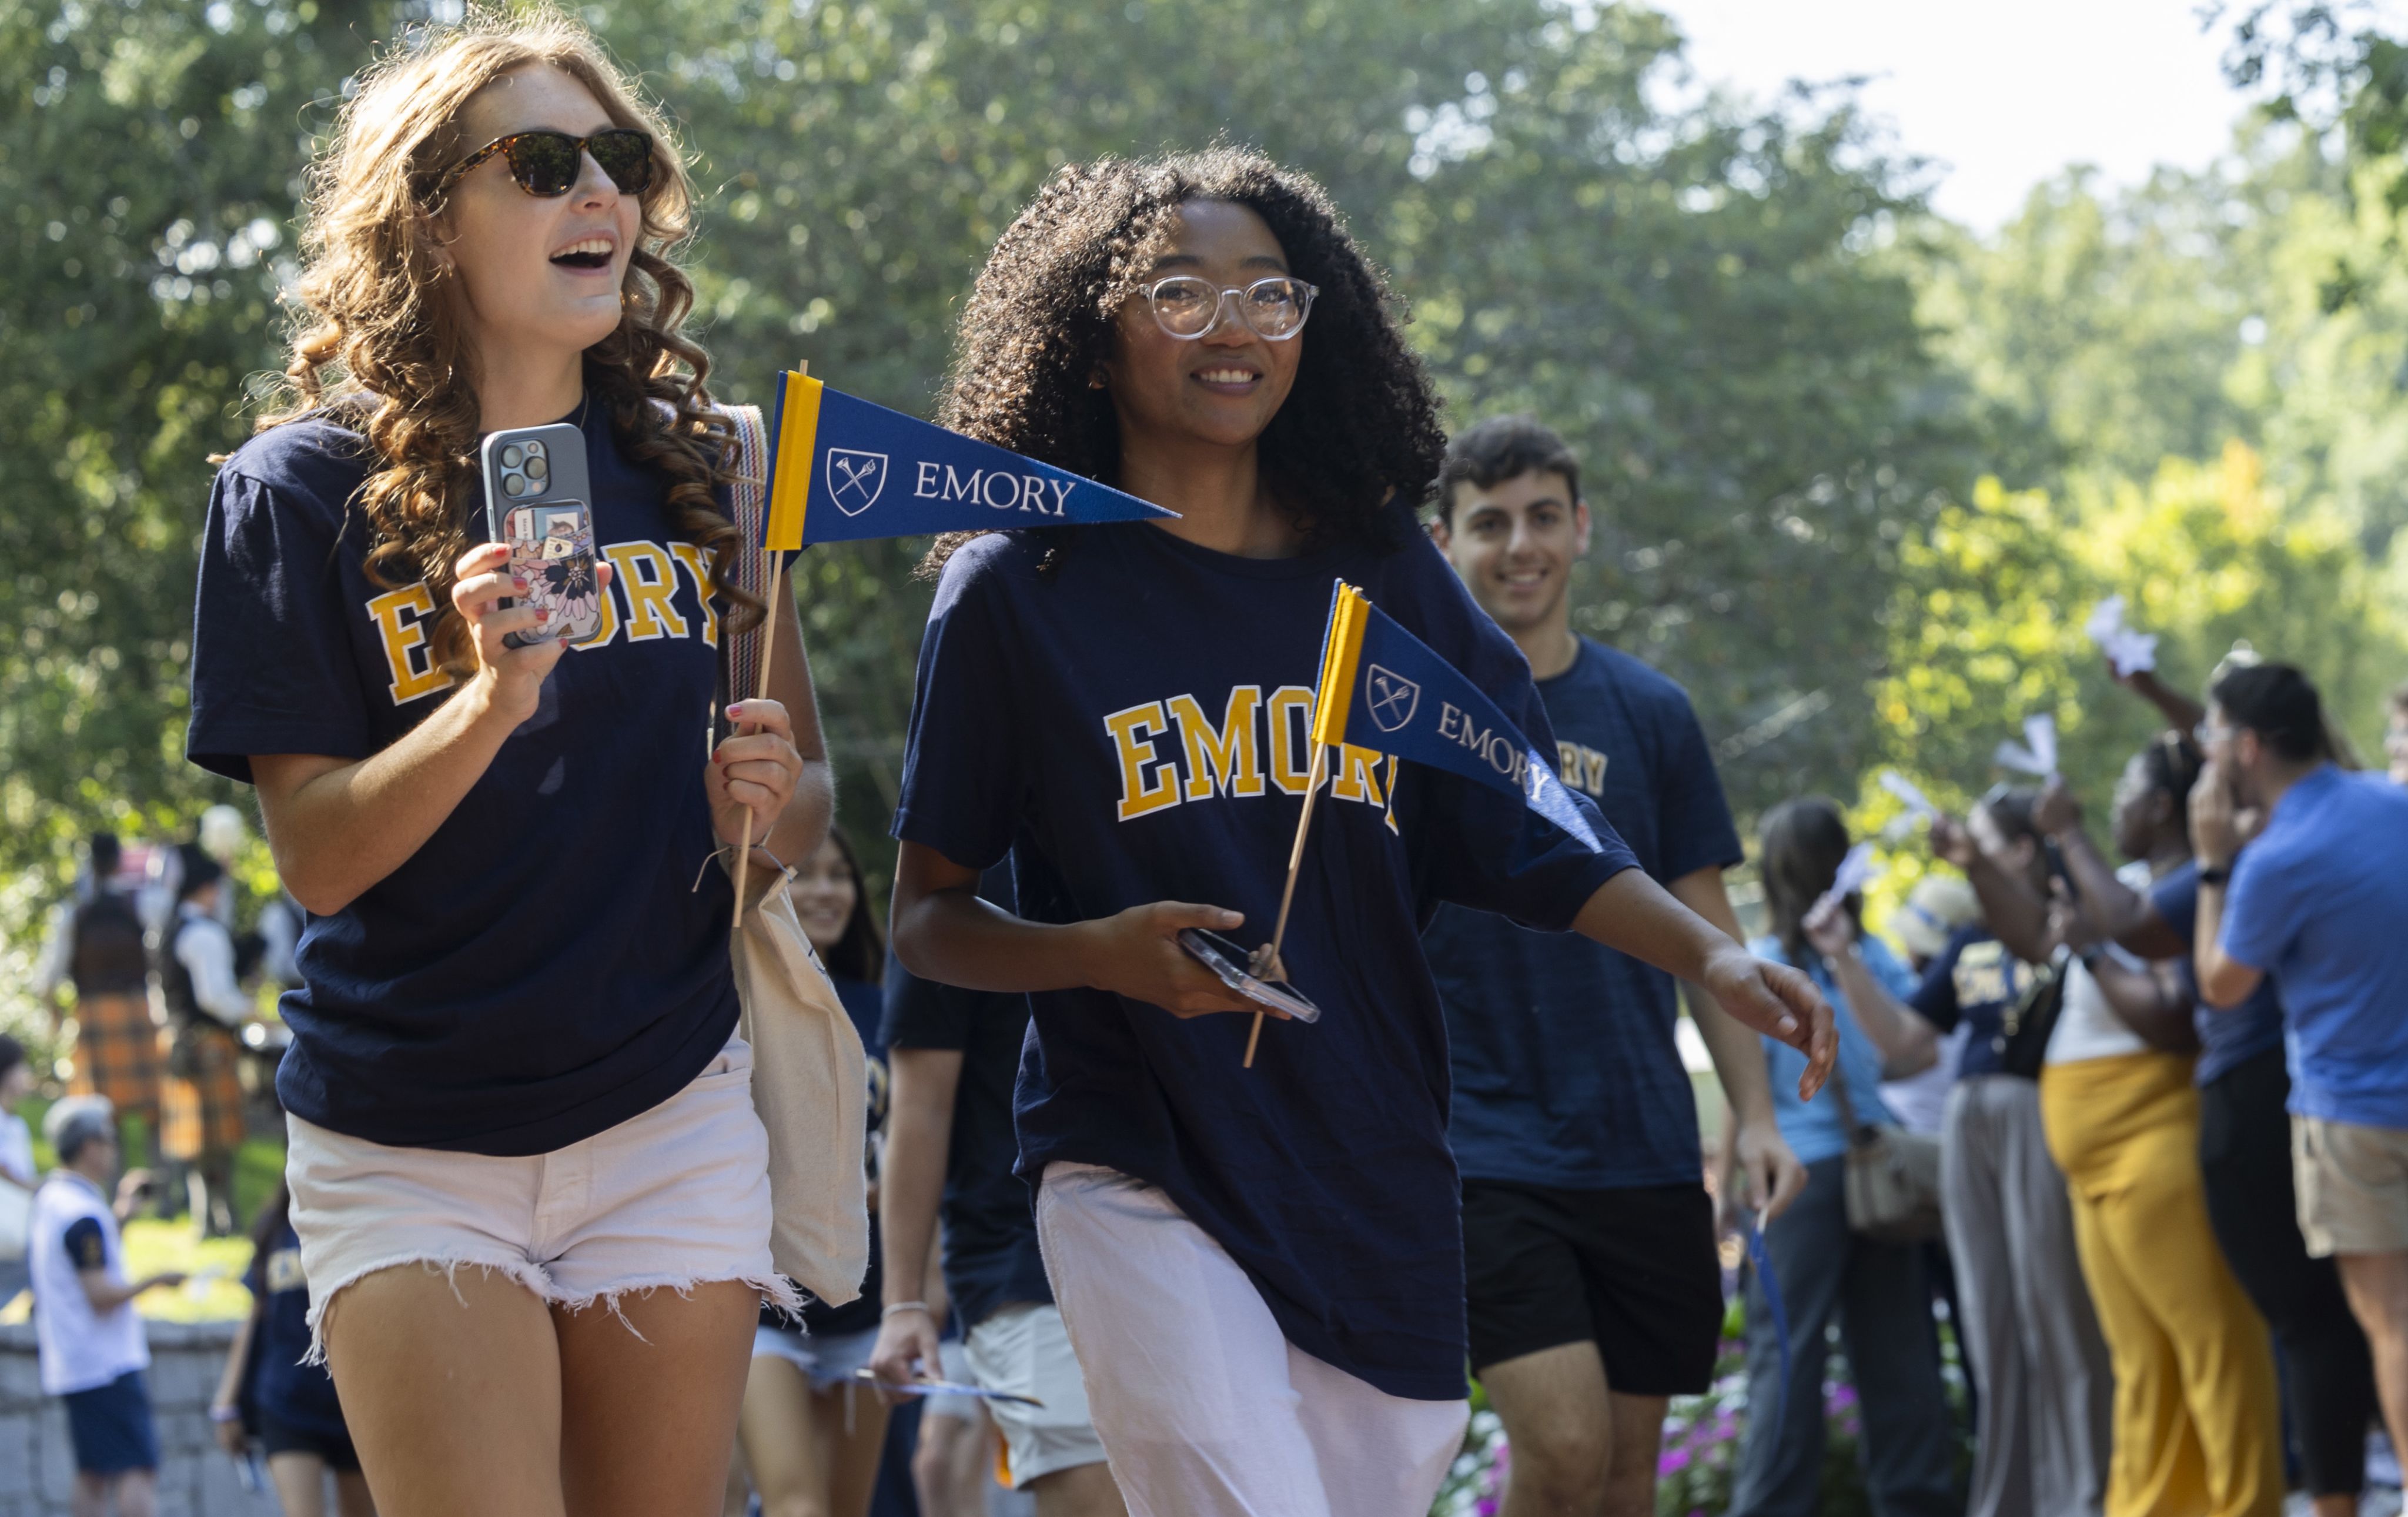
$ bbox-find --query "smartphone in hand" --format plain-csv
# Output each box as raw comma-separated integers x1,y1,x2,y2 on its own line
481,423,601,649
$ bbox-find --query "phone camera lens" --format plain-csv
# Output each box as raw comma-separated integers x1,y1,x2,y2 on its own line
501,445,524,469
503,472,527,496
525,456,548,483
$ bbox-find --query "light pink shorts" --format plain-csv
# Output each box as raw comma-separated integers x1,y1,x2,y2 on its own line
286,1037,793,1355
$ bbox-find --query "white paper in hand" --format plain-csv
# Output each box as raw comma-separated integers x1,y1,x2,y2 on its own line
1994,713,2060,781
1811,841,1882,920
1877,769,1938,820
2085,596,2158,677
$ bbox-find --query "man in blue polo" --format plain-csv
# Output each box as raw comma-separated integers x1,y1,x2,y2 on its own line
1425,416,1806,1517
2191,660,2408,1469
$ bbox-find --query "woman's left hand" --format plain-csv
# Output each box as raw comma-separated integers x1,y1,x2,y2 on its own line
708,699,803,850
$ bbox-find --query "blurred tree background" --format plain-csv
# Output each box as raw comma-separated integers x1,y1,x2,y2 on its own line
4,0,2406,1047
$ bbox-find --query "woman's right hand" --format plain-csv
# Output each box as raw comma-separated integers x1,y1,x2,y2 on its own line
866,1307,943,1405
211,1406,245,1456
450,543,612,725
1074,901,1270,1017
1801,894,1857,960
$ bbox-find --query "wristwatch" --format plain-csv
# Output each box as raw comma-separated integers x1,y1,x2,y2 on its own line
2198,865,2231,887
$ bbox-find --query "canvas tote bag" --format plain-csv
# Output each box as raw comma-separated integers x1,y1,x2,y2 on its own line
1827,1058,1945,1244
717,402,868,1307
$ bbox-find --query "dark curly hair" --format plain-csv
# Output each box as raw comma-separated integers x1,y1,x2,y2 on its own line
921,147,1445,575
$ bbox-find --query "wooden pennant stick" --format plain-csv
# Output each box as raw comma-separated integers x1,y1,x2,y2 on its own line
730,360,806,933
728,547,789,933
1244,740,1328,1068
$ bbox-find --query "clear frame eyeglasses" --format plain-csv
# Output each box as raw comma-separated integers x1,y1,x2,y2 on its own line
1141,276,1319,341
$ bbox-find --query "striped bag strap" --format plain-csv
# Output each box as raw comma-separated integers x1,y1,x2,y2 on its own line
720,403,770,710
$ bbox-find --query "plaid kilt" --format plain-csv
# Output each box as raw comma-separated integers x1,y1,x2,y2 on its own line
66,993,163,1122
160,1023,246,1161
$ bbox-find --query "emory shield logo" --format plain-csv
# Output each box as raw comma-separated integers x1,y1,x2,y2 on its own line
825,449,889,517
1365,664,1421,734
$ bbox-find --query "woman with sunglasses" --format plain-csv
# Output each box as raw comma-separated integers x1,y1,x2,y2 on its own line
185,15,828,1516
884,148,1834,1516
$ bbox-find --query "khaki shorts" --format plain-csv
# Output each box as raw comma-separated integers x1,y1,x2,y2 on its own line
2293,1114,2408,1257
962,1301,1108,1488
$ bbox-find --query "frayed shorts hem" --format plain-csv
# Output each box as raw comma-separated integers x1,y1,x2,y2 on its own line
307,1255,801,1364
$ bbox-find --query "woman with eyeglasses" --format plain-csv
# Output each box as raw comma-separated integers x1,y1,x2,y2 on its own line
184,15,830,1515
881,148,1834,1515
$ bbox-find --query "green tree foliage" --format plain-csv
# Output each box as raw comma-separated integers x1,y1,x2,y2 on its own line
4,0,2400,1051
0,0,1952,944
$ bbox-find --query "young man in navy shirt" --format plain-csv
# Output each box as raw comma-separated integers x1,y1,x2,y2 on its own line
1425,417,1807,1517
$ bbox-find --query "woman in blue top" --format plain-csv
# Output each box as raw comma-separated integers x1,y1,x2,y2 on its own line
882,148,1835,1516
1728,799,1956,1516
183,16,825,1515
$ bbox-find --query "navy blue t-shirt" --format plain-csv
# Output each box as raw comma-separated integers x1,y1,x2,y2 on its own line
2151,860,2286,1087
247,1221,346,1439
893,516,1634,1401
1424,637,1741,1189
796,974,888,1337
185,402,739,1154
881,868,1054,1334
1908,927,2034,1080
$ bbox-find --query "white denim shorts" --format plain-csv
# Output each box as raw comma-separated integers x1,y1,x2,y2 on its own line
286,1037,793,1356
752,1321,879,1394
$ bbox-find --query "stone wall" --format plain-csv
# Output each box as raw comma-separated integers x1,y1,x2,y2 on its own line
0,1321,279,1517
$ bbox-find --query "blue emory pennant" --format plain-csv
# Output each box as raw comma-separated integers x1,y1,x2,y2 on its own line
764,370,1177,548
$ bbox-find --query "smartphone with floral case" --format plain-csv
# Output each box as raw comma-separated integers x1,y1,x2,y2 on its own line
480,423,601,648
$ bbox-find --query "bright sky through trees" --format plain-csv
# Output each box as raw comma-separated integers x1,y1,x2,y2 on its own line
1656,0,2408,229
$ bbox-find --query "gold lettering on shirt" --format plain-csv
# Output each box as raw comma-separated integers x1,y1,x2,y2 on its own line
1103,701,1181,821
1169,687,1266,800
1106,686,1400,827
1556,740,1610,798
603,542,690,643
668,542,722,649
1954,938,2025,1007
1330,743,1386,805
1266,686,1317,795
364,584,457,705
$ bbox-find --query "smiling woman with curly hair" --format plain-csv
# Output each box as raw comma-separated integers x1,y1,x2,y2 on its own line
872,148,1834,1515
182,11,832,1513
919,149,1445,573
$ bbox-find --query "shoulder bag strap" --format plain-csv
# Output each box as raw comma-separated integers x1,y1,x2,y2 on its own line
1816,957,1865,1140
716,404,770,724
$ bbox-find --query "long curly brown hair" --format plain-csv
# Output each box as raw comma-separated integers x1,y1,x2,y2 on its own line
256,8,756,670
922,147,1445,575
